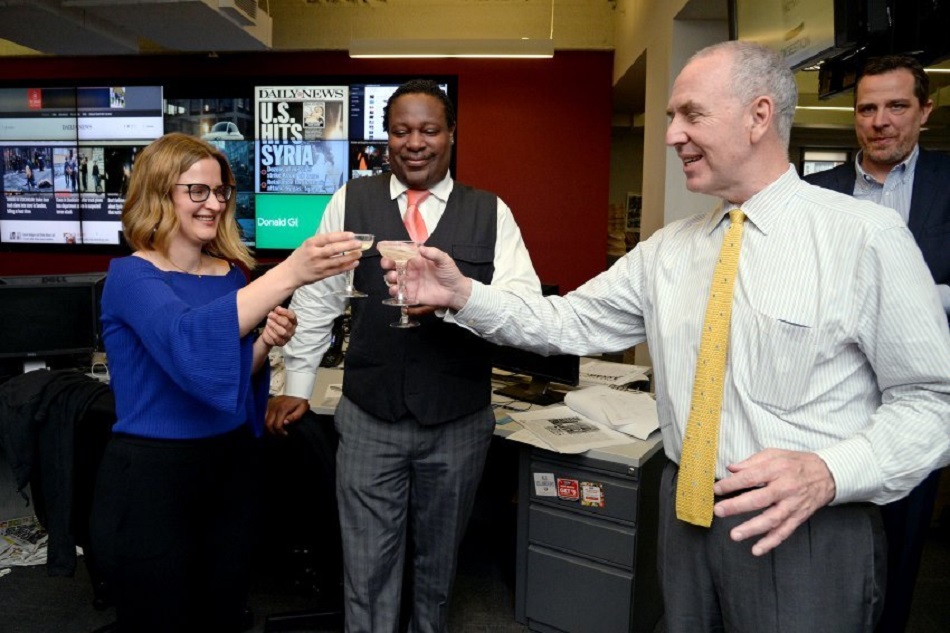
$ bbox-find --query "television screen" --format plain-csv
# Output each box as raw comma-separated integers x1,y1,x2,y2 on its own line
254,85,349,250
347,83,450,181
76,86,164,141
0,85,163,246
1,76,457,253
349,83,401,143
164,95,256,246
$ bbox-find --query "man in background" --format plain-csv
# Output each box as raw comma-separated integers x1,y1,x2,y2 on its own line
805,54,950,633
266,79,541,632
387,42,950,632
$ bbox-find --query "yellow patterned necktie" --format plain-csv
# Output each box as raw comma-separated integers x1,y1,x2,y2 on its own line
676,209,746,527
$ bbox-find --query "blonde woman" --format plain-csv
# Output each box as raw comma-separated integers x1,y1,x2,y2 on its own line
90,132,360,632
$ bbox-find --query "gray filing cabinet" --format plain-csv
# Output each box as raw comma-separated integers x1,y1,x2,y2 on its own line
514,441,665,633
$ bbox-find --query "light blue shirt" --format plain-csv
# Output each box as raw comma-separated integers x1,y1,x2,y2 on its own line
852,145,918,224
456,166,950,506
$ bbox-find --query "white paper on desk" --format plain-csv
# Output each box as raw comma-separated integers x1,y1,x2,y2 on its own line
564,386,659,440
507,405,631,453
315,383,343,410
578,358,650,387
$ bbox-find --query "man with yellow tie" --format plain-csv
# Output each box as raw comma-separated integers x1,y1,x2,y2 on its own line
383,42,950,632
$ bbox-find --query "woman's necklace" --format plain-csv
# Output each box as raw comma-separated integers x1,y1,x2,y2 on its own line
164,253,204,277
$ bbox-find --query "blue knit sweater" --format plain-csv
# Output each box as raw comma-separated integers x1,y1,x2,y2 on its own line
100,256,268,439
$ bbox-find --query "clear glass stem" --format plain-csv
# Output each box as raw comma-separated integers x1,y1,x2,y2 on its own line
344,269,355,294
399,306,411,327
395,263,408,305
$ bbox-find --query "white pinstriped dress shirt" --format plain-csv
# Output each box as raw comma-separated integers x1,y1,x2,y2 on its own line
456,166,950,506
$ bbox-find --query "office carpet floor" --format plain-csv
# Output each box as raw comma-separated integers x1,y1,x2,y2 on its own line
1,520,948,632
0,531,950,633
0,515,529,633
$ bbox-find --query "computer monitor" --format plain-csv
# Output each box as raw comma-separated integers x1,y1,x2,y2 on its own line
490,283,577,406
492,345,581,406
0,278,101,374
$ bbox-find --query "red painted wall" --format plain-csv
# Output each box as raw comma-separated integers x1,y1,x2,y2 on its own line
0,51,612,292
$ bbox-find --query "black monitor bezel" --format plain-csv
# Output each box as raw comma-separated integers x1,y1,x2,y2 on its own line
0,277,102,360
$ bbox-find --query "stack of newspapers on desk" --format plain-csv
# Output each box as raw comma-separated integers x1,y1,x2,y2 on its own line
501,358,660,454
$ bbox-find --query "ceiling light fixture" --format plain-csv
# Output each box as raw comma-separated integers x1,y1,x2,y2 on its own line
350,0,554,59
795,106,854,112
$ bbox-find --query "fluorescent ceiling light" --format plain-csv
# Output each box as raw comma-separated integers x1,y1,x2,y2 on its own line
349,38,554,59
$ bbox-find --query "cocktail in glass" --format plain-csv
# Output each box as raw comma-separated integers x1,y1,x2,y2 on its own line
336,233,375,298
377,240,420,328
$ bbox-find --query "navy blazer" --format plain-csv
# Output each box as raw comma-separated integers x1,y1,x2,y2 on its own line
804,148,950,288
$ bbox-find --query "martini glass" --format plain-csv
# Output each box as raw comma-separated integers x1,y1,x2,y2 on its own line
336,233,375,298
377,240,421,328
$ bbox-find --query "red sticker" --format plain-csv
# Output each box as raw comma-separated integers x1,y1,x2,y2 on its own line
557,478,579,501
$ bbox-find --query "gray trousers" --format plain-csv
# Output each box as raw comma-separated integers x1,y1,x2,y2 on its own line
658,461,886,633
334,396,495,633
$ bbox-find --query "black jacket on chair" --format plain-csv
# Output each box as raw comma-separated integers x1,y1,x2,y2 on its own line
0,370,112,576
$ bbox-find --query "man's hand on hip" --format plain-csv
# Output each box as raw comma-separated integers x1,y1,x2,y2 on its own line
711,448,837,556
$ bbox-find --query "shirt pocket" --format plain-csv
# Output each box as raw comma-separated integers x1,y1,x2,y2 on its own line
746,309,818,412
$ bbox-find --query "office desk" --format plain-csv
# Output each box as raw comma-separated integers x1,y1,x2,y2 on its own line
307,367,665,633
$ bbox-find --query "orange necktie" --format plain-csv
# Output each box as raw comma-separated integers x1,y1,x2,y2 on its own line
404,189,430,243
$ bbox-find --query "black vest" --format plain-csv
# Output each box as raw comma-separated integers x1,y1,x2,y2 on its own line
342,175,497,425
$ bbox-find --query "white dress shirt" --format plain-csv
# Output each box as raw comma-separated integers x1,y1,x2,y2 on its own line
282,173,541,400
455,166,950,505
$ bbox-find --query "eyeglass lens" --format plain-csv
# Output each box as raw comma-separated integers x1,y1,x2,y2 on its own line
177,183,234,202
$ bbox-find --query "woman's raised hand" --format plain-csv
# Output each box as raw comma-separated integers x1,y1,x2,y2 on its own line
284,231,362,286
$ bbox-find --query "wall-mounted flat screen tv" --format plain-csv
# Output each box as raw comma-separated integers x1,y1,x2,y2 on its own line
0,86,163,247
0,76,457,253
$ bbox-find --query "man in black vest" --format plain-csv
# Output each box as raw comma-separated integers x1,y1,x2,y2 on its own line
266,80,542,632
805,55,950,633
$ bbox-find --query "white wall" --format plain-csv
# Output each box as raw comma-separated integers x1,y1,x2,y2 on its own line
659,19,730,227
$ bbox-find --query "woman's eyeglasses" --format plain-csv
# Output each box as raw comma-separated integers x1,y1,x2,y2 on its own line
175,183,234,203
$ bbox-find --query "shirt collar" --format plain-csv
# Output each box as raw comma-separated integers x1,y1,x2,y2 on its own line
704,164,799,236
854,144,919,189
389,172,454,202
